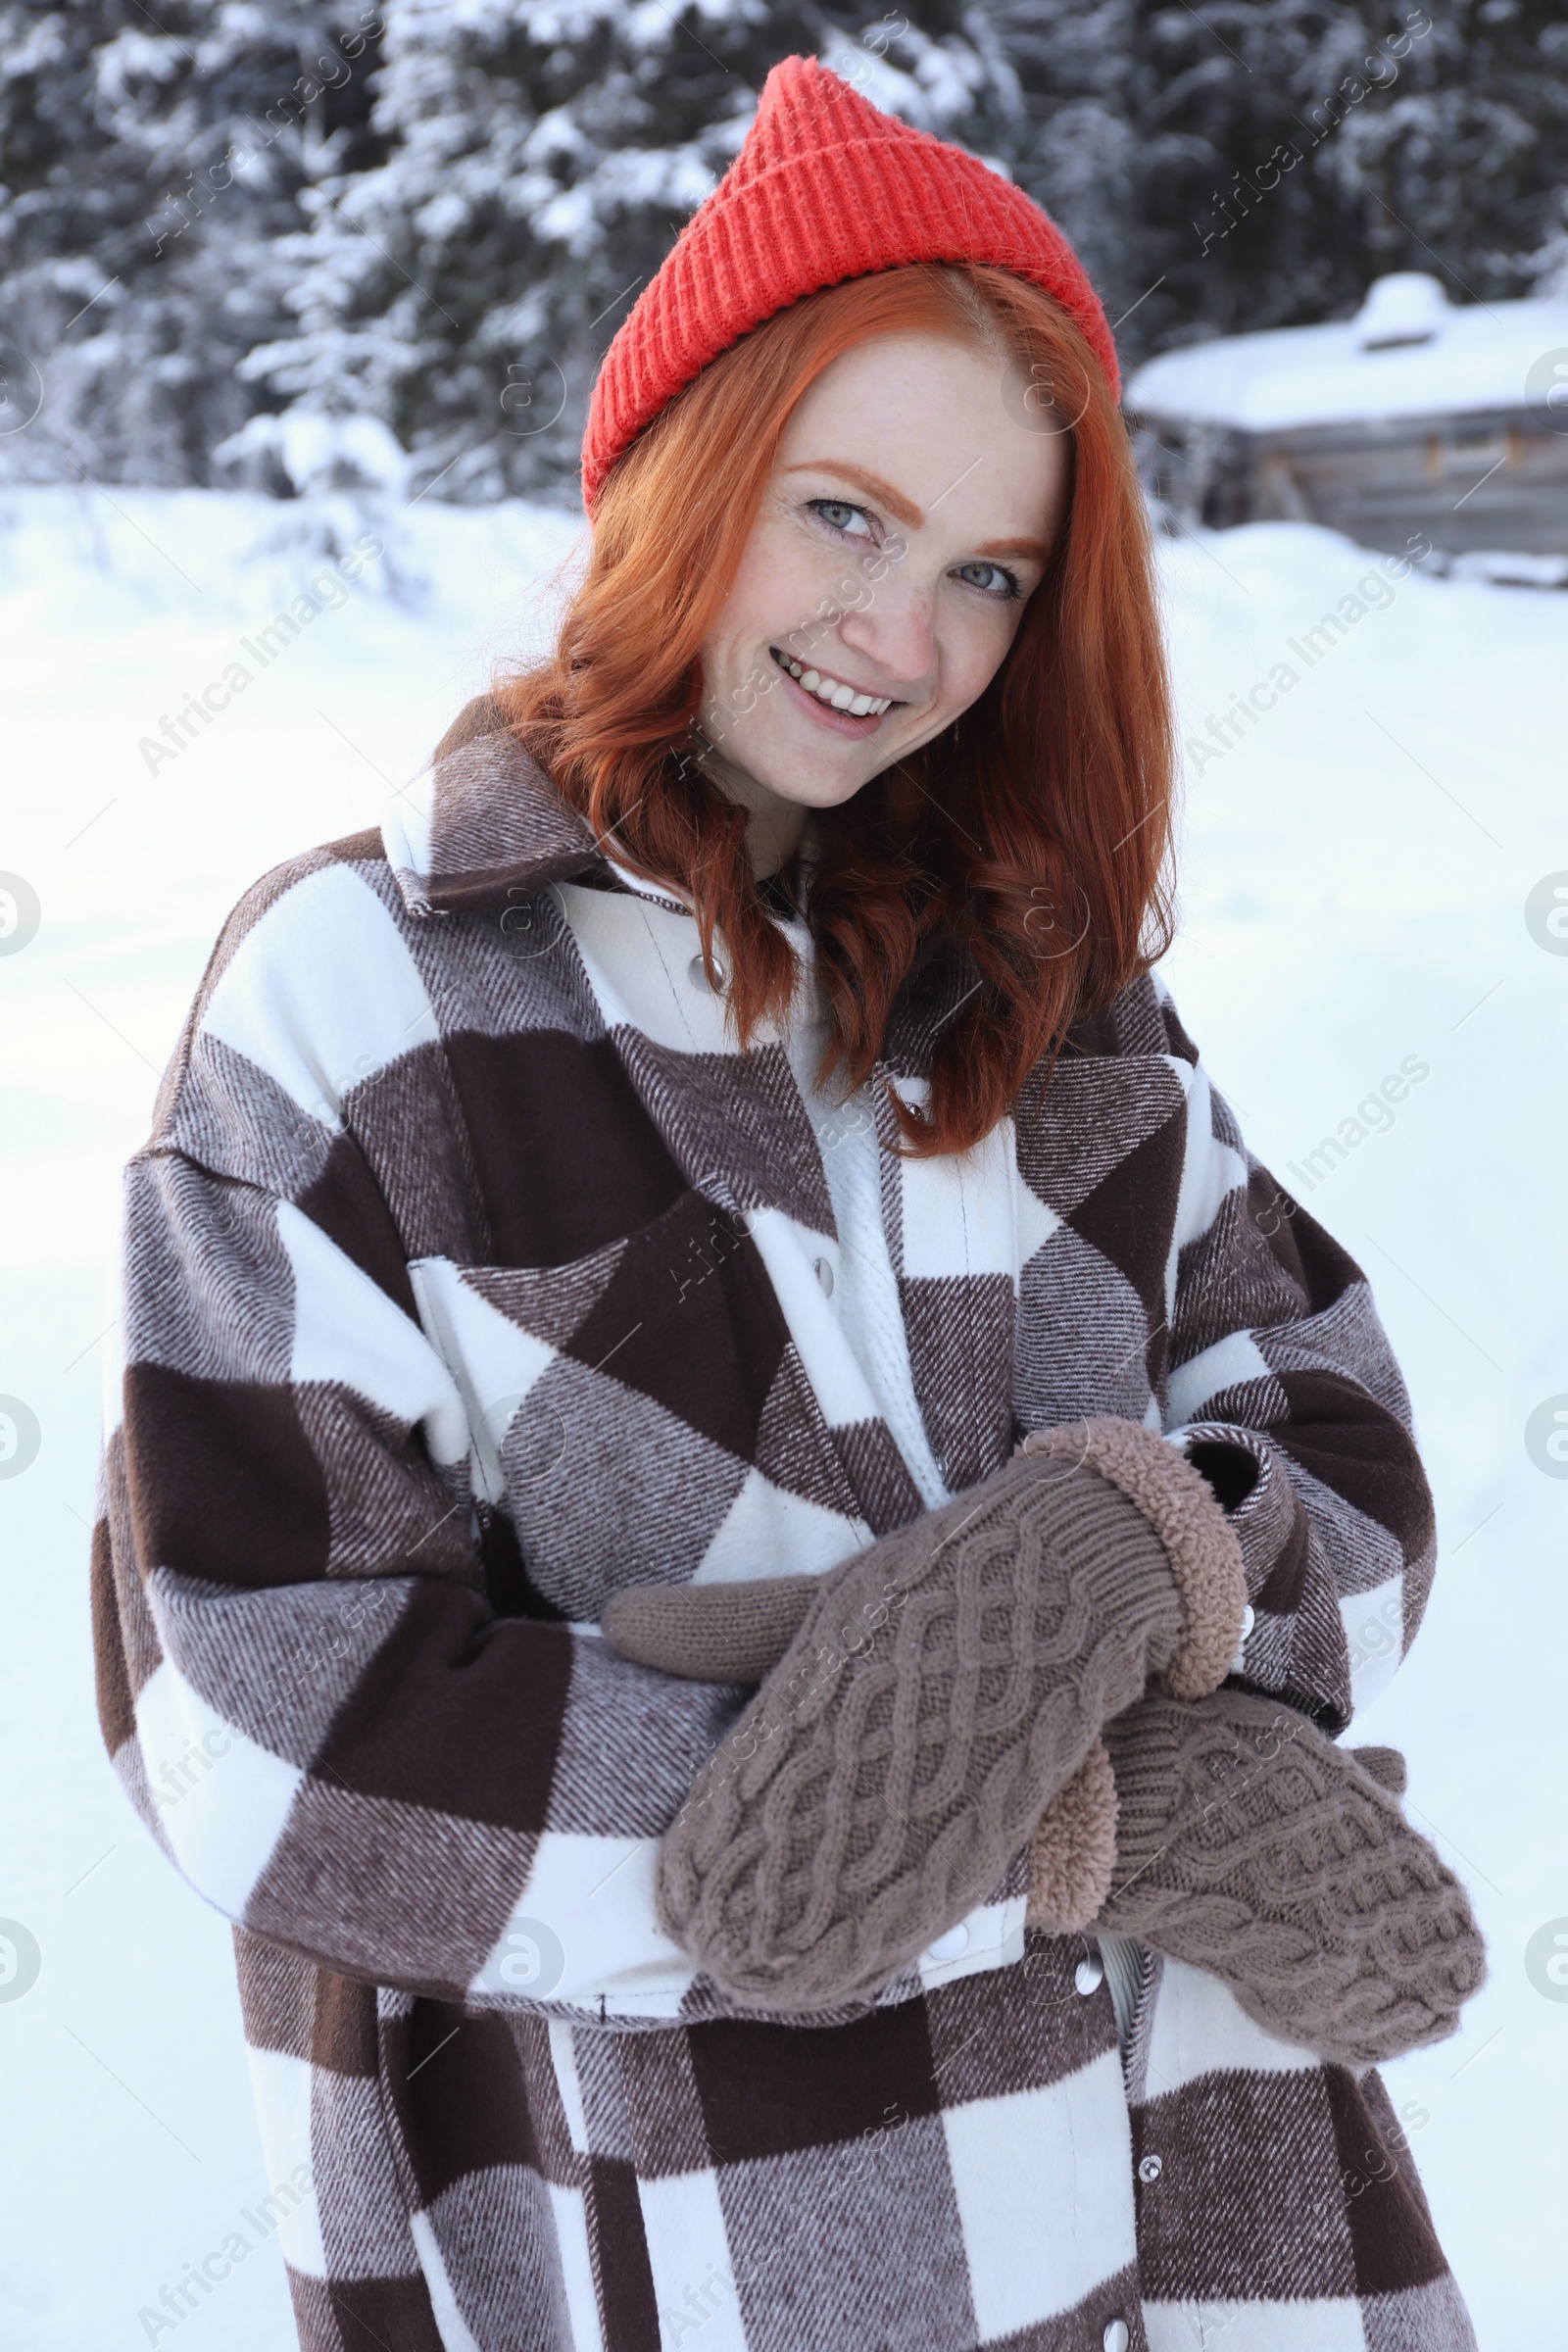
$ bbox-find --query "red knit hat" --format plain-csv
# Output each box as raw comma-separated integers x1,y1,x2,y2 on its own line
579,55,1119,514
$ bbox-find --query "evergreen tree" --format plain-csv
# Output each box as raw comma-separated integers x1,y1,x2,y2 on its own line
239,0,1026,506
4,0,1565,490
0,0,384,485
996,0,1568,368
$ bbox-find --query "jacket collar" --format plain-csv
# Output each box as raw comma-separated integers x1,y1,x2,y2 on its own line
382,693,692,919
383,694,1070,1082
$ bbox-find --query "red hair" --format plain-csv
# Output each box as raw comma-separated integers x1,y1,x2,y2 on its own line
500,263,1177,1157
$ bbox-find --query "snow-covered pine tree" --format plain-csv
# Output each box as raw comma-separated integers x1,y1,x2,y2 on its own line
1321,1,1568,300
8,1,1563,488
240,1,1028,507
995,0,1568,367
0,0,384,486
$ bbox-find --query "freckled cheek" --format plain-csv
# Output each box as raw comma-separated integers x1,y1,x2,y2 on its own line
923,627,994,726
742,532,837,629
951,612,1023,710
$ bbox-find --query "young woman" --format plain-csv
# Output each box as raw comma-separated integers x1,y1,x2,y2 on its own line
93,57,1484,2352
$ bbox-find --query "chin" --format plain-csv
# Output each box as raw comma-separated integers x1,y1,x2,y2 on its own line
764,760,880,811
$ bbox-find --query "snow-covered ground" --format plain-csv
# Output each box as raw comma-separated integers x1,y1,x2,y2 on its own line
2,484,1564,2348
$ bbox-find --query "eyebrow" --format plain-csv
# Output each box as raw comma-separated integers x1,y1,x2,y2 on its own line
972,536,1052,563
782,463,1051,563
781,461,924,531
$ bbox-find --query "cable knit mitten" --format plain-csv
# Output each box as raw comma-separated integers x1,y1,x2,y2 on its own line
1053,1687,1489,2066
622,1431,1245,2013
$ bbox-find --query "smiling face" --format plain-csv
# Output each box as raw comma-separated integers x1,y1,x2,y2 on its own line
693,329,1072,870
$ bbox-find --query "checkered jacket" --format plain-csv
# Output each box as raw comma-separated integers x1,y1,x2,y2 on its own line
91,698,1478,2350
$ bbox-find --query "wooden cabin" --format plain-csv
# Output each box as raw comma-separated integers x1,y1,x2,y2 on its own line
1124,272,1568,574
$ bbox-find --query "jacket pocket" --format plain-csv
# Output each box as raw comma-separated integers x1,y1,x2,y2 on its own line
409,1188,863,1622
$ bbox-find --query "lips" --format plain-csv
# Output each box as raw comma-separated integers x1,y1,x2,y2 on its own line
768,646,896,717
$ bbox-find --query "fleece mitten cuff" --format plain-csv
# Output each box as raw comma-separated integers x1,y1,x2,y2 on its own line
1068,1688,1487,2066
652,1446,1211,2012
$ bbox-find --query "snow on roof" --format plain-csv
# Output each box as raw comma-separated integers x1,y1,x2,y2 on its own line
1124,273,1568,434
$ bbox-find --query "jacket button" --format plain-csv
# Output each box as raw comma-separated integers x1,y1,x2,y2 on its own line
1102,2322,1130,2352
1138,2153,1163,2182
1228,1601,1257,1674
687,954,727,993
925,1923,968,1960
813,1256,835,1297
1074,1955,1103,1994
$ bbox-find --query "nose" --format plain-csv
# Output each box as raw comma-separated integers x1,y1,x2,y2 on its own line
836,572,937,692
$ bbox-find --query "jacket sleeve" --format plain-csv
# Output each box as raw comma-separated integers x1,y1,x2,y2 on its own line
90,1128,768,2029
1157,1010,1437,1739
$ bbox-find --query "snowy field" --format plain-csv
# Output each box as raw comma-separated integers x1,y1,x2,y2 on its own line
1,481,1565,2348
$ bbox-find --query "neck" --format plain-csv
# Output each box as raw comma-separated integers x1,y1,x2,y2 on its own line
692,739,812,880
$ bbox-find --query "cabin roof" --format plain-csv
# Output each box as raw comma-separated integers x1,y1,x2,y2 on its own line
1124,273,1568,434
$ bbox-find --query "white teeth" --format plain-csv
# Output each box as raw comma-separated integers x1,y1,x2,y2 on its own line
770,647,892,717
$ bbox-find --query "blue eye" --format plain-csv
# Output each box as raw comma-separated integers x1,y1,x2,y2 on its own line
955,560,1021,601
808,499,873,539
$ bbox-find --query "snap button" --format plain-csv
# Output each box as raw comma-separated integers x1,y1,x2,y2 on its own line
1138,2153,1163,2183
925,1923,968,1961
1074,1955,1104,1995
1102,2321,1130,2352
813,1255,835,1297
687,954,727,993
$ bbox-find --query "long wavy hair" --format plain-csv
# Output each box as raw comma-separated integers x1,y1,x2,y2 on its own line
499,261,1177,1158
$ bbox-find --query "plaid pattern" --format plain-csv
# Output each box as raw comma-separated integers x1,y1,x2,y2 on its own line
91,698,1475,2349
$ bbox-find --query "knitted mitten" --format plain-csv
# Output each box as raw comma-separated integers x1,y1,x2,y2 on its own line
602,1417,1243,1697
616,1429,1245,2013
604,1570,1136,1936
1060,1687,1488,2066
603,1573,823,1684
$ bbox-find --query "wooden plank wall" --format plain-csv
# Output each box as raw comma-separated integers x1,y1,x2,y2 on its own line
1127,408,1568,557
